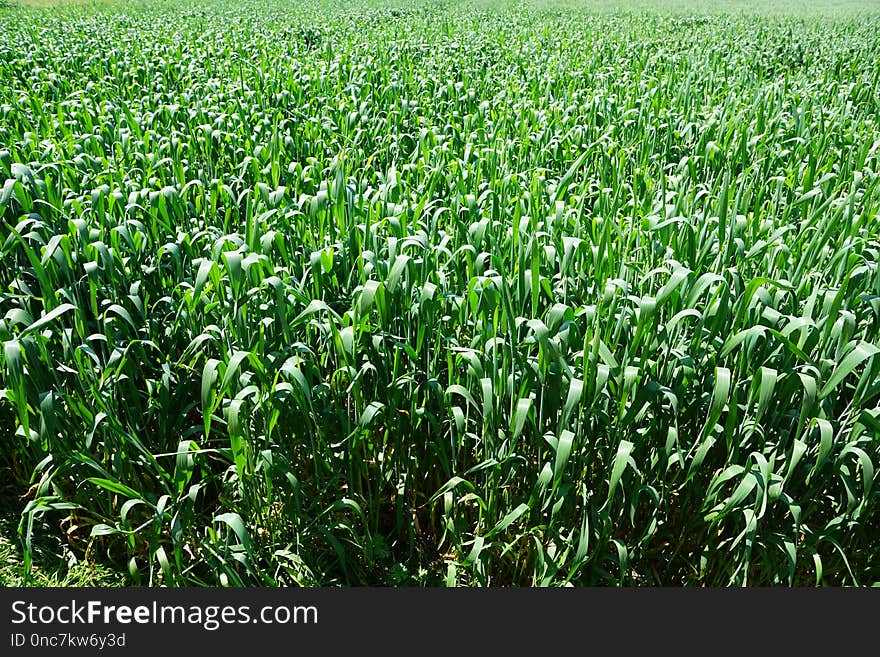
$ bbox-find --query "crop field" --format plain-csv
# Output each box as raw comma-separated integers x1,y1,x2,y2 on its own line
1,0,879,587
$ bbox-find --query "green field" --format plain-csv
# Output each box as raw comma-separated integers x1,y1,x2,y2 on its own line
1,0,879,587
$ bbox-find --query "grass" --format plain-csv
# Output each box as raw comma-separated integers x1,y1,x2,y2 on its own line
5,0,880,12
4,0,97,7
0,490,127,586
0,525,127,587
1,0,879,587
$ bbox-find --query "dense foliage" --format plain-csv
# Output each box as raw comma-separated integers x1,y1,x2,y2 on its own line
1,0,879,586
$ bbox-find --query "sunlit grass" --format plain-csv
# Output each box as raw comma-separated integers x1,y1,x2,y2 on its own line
1,0,879,586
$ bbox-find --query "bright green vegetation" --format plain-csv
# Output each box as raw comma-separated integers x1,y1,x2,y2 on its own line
1,0,879,587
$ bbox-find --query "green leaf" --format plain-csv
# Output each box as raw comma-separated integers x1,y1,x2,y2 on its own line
20,303,77,337
214,512,253,552
488,503,530,537
608,440,635,503
819,341,879,399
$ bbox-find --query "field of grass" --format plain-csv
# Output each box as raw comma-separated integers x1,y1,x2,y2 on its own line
1,0,879,586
